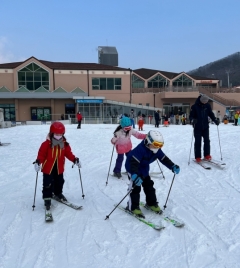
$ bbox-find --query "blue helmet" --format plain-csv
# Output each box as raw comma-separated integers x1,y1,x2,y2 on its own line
120,116,131,128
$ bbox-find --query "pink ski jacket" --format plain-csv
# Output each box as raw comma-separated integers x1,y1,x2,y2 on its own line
111,129,146,154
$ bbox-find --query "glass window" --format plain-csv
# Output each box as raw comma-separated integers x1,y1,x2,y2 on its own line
107,78,114,90
132,74,144,88
18,63,49,91
0,104,15,121
172,75,193,87
100,78,107,90
91,78,121,90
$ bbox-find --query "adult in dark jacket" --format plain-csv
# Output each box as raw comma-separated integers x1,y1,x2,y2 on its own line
189,95,219,162
154,110,160,127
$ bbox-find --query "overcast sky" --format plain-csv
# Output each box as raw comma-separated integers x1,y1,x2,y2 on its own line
1,0,240,72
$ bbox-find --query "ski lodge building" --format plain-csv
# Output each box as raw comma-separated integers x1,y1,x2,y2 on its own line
0,56,239,124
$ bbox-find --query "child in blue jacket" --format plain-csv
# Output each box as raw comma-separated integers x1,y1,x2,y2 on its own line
125,130,180,218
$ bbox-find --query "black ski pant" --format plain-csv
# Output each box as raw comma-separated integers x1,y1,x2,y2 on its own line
194,128,210,159
77,120,82,128
127,176,157,210
42,163,65,199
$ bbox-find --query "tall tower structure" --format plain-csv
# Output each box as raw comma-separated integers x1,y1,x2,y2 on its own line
98,46,118,66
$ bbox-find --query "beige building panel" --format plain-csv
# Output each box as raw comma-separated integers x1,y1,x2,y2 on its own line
0,69,13,73
17,99,52,121
89,91,130,103
55,74,88,92
0,73,14,91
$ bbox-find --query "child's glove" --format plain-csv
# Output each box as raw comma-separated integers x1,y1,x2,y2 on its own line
172,165,180,174
74,157,82,168
131,174,143,186
33,159,41,172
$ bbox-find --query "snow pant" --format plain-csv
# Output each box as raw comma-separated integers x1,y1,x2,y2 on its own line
194,128,210,159
77,120,82,128
127,176,157,211
155,119,159,127
138,121,144,130
235,119,238,126
113,152,129,173
130,118,135,129
42,163,65,199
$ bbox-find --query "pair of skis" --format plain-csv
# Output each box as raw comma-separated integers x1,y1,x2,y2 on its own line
193,158,226,170
45,197,83,222
116,202,184,231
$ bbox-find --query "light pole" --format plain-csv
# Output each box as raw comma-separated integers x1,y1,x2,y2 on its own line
226,70,230,88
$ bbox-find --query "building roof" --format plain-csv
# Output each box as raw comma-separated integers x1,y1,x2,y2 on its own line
133,68,179,79
133,68,215,81
0,56,128,71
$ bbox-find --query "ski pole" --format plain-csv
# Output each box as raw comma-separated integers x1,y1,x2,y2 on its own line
105,186,134,220
78,168,85,199
216,126,223,160
32,171,38,211
106,145,114,186
188,128,194,165
163,173,176,210
72,163,85,199
157,159,165,179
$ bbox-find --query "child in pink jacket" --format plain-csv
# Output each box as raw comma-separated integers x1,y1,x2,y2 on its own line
111,116,146,178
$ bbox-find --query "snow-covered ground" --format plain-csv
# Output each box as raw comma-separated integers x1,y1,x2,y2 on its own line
0,122,240,268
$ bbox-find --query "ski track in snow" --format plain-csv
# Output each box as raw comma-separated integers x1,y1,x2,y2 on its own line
0,124,240,268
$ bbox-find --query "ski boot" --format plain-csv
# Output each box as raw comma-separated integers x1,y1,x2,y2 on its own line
54,193,68,202
44,199,51,210
147,203,162,214
126,206,145,218
113,172,122,178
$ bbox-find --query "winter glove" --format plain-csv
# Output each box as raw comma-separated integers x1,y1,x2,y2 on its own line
74,157,82,168
192,119,197,127
131,174,143,186
33,159,41,172
214,118,220,126
172,165,180,174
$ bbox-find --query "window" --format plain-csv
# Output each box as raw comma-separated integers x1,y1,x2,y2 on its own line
31,107,51,120
148,74,168,88
172,75,193,87
132,75,144,88
92,78,122,90
0,104,15,121
18,63,49,91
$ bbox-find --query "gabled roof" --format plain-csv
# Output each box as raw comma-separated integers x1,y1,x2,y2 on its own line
133,68,180,80
0,56,129,71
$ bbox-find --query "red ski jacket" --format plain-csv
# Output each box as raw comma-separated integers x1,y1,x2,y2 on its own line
77,113,82,121
37,138,76,175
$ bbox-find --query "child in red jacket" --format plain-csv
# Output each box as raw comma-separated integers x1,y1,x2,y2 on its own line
34,122,81,210
138,115,144,131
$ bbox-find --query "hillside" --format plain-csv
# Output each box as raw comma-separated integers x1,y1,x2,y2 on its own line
188,52,240,87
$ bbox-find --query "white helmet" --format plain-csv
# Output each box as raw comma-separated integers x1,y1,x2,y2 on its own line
145,130,164,148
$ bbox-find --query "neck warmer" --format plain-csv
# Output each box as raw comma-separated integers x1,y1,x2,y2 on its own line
51,138,64,149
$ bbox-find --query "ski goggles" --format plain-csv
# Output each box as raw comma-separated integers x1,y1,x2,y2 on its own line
123,126,131,131
151,141,164,148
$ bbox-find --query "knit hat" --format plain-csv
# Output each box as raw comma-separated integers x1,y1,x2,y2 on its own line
200,95,209,103
120,117,131,128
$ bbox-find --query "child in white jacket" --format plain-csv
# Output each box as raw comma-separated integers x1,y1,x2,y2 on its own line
111,116,146,178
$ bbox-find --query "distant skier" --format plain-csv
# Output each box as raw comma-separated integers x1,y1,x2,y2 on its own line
125,130,180,218
34,122,81,210
111,117,146,178
189,95,219,163
77,111,82,129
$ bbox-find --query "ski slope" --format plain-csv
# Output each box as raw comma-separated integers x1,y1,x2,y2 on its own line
0,123,239,268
